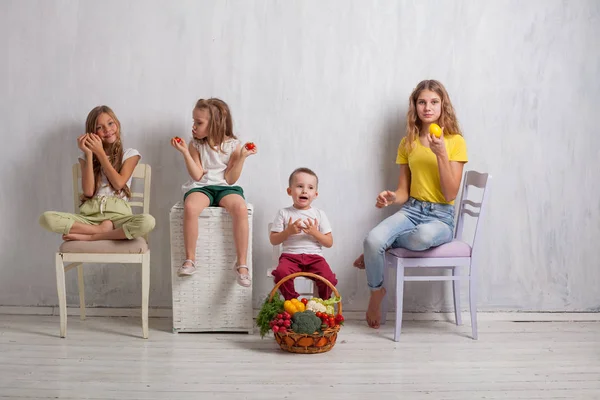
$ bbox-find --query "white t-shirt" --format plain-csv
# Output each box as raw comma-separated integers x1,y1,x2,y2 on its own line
182,138,240,193
79,148,141,200
271,206,332,255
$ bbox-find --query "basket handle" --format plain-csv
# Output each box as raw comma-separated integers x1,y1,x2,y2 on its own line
268,272,342,315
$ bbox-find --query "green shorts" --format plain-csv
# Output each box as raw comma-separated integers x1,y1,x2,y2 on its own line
184,185,245,206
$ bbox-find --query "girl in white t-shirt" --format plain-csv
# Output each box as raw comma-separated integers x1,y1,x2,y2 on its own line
39,106,155,241
171,98,256,287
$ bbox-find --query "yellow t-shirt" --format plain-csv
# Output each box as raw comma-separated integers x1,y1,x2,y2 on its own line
396,134,468,205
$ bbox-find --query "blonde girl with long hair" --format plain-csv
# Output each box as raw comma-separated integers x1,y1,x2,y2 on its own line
40,106,155,241
354,80,468,328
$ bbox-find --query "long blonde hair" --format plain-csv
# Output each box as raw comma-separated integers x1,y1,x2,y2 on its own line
193,98,237,152
404,80,462,152
81,105,131,202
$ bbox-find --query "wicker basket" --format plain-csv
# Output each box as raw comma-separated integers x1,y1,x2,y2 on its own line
269,272,342,354
170,202,253,333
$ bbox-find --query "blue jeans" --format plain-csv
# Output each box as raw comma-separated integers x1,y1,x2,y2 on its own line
364,198,455,290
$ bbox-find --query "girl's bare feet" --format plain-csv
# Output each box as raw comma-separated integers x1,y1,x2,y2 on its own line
62,233,93,241
63,220,115,241
366,287,386,328
97,220,114,233
353,254,365,269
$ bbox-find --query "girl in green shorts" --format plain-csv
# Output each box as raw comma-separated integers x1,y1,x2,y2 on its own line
171,98,256,287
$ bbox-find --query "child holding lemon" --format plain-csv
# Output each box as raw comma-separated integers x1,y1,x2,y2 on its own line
353,80,469,328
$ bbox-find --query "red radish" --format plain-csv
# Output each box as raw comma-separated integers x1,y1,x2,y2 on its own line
279,327,287,334
272,325,280,333
276,314,283,320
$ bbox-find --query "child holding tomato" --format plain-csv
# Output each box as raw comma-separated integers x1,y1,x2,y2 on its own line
39,105,155,241
171,98,256,287
352,80,469,329
269,168,338,300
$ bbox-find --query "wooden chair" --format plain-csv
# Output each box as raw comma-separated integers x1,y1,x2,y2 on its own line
55,163,152,338
382,170,491,341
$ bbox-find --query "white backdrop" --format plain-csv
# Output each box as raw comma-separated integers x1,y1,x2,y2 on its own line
1,0,599,312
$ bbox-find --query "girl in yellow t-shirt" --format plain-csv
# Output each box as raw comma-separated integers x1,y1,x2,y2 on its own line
354,80,468,329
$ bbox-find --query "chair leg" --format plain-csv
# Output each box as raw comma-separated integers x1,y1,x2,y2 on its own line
469,270,478,340
55,253,67,338
452,268,462,326
381,255,390,325
77,264,86,320
141,252,150,339
394,263,405,342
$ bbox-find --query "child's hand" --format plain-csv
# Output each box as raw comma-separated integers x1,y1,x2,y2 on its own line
85,134,105,156
285,217,303,235
171,137,189,154
77,134,92,156
427,127,447,158
376,190,396,208
301,218,319,237
241,142,257,158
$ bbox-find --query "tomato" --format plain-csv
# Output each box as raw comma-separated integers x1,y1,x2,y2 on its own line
328,317,335,327
335,314,345,323
174,136,182,143
301,298,308,305
316,312,322,318
245,142,256,150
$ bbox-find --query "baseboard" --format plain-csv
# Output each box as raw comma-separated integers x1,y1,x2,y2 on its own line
1,306,598,322
0,306,172,318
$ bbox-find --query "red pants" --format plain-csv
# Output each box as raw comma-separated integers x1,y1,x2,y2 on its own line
272,253,338,300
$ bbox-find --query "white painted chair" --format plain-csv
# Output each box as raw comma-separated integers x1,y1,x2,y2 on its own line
54,163,152,339
382,170,491,341
266,223,317,298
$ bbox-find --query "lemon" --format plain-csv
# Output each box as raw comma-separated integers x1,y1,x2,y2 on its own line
429,123,442,138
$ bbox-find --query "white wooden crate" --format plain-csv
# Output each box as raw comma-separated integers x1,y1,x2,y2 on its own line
170,202,253,333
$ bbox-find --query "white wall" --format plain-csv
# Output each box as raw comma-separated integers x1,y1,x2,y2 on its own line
1,0,599,312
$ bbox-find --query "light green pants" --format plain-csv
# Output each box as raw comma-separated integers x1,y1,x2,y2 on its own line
39,196,155,239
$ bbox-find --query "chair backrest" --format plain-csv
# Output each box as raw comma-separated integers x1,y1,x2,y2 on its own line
71,163,152,215
268,223,281,269
454,170,491,256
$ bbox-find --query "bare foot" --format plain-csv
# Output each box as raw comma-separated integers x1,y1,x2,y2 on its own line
62,233,93,241
366,287,386,328
353,254,365,269
98,220,114,233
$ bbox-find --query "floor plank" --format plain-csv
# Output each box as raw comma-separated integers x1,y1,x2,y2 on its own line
0,315,598,399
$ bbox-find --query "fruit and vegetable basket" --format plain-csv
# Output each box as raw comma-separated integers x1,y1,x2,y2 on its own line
256,272,344,354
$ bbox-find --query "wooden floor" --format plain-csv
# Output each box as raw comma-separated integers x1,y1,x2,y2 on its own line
0,315,599,399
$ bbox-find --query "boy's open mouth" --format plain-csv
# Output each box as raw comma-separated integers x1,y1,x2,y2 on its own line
299,196,308,200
